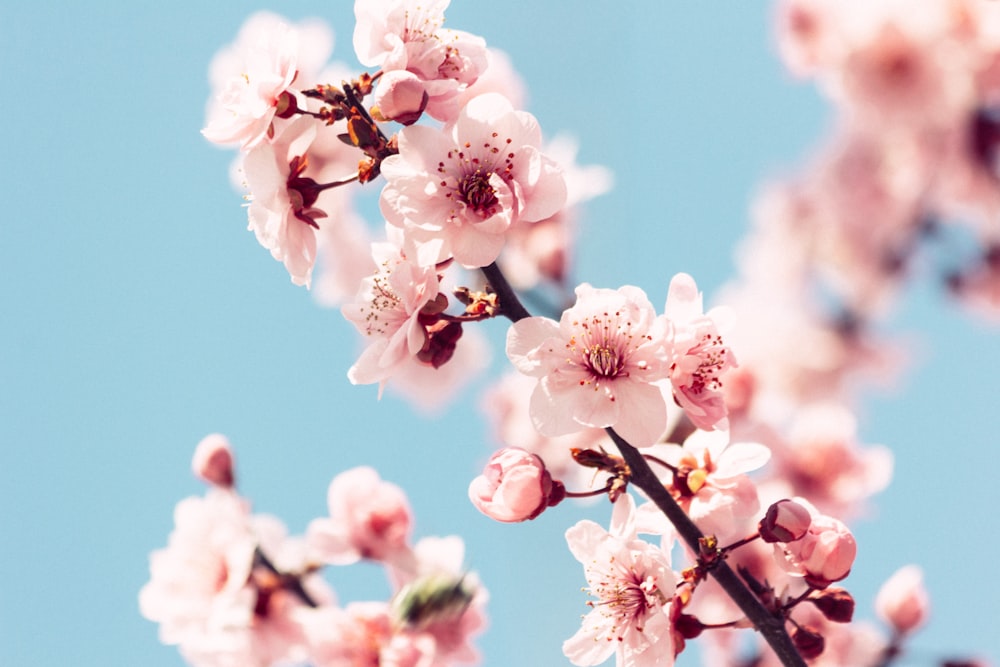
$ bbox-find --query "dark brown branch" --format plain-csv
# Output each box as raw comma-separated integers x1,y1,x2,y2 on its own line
605,427,806,667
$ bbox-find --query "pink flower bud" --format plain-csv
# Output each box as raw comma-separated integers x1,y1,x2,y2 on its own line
778,514,856,588
468,448,557,522
759,498,812,543
875,565,929,635
374,70,428,126
191,433,235,488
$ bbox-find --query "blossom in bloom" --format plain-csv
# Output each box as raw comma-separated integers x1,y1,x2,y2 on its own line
341,236,442,391
379,92,567,268
139,490,316,667
507,283,672,447
874,564,929,635
307,466,413,565
563,495,677,667
663,272,737,431
353,0,488,122
202,20,301,150
242,116,322,287
468,447,561,522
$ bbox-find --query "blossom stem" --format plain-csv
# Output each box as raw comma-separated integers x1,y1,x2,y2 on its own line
563,480,616,498
480,262,531,322
641,453,678,473
605,427,806,667
253,547,319,608
721,532,761,555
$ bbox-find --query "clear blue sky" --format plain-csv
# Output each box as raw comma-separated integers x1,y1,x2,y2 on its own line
1,3,997,666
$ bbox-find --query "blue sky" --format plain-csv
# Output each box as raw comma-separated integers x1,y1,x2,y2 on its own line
1,2,997,666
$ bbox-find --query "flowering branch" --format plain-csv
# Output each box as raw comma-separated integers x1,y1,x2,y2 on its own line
481,257,805,664
605,427,807,667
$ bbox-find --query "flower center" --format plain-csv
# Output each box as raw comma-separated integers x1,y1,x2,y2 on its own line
587,344,624,378
457,170,498,215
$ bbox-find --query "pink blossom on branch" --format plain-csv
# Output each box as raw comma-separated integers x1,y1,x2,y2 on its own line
663,272,737,431
202,19,303,150
242,116,322,287
506,283,671,447
353,0,488,122
875,564,929,636
342,237,442,391
563,495,677,667
379,92,567,268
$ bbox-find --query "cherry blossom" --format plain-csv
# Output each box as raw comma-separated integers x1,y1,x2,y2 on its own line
663,273,738,431
353,0,488,122
242,116,321,287
203,19,302,150
307,466,413,566
379,92,567,268
506,283,672,447
563,495,677,667
342,237,442,391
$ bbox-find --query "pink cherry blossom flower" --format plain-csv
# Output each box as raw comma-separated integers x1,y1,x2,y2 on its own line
191,433,235,488
468,447,561,522
307,466,413,566
379,92,567,268
242,116,323,287
202,20,301,150
507,283,672,447
875,564,929,635
140,490,318,666
563,495,677,667
341,237,442,391
353,0,488,122
663,272,737,431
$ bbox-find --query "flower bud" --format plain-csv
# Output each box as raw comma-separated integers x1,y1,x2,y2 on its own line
469,448,557,522
792,625,825,660
875,565,929,635
759,499,812,543
778,514,856,588
809,587,855,623
373,70,428,126
191,433,235,488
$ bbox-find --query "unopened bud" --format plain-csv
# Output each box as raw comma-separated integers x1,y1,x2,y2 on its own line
759,499,812,543
469,447,557,522
373,70,428,126
792,625,825,660
191,434,235,488
809,587,855,623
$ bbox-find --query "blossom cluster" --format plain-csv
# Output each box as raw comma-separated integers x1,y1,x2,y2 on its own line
141,435,486,667
139,1,1000,666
